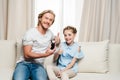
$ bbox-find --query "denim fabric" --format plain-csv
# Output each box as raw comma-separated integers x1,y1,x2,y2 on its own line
12,61,48,80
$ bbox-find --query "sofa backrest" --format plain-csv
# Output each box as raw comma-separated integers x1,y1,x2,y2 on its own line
15,40,120,73
109,44,120,73
77,41,120,74
0,40,17,80
0,40,16,69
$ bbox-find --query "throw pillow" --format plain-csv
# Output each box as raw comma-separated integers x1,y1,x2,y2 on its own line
78,40,109,73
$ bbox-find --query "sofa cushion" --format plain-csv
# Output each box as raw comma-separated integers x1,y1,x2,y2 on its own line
78,40,109,73
70,73,120,80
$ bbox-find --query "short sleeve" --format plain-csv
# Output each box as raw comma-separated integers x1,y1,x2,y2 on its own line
22,30,33,46
75,51,84,59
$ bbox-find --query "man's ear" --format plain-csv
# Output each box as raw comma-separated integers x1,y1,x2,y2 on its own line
39,18,41,21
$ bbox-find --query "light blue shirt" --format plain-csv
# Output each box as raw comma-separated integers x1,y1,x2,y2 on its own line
58,42,84,73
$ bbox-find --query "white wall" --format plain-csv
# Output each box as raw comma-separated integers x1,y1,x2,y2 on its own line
62,0,84,41
35,0,84,41
35,0,62,35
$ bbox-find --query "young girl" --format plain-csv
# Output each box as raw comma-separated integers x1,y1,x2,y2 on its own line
47,26,84,80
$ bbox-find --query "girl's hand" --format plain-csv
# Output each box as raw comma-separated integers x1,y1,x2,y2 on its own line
78,46,81,52
56,70,62,78
58,49,63,55
56,70,65,78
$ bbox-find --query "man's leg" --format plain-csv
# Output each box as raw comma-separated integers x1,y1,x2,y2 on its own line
12,62,30,80
31,63,48,80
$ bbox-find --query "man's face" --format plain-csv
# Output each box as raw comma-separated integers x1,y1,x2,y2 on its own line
39,13,55,30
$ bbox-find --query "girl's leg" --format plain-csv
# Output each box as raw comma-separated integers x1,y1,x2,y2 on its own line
61,69,76,80
46,65,59,80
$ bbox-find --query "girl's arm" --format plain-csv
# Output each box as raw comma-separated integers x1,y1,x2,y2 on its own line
61,46,80,71
53,49,62,62
61,57,77,72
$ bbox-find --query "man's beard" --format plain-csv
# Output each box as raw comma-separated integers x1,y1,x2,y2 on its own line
39,22,48,31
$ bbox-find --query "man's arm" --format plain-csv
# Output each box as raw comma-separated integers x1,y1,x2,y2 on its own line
23,45,55,59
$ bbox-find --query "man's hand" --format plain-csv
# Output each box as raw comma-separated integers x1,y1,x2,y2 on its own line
45,47,56,56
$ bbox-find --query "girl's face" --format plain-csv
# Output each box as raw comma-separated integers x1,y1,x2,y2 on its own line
63,30,76,45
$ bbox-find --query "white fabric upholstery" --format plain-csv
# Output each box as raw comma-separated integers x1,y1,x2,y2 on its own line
71,73,120,80
108,44,120,73
0,69,14,80
78,40,109,73
0,40,16,80
0,40,120,80
16,40,23,62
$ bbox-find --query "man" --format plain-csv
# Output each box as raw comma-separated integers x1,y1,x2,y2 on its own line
13,10,60,80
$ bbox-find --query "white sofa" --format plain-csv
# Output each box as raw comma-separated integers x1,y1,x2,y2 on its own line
0,40,120,80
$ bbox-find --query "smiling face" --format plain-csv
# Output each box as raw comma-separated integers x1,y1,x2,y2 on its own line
63,29,76,45
63,26,77,45
39,13,55,30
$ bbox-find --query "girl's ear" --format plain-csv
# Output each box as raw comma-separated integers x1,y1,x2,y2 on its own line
75,33,77,35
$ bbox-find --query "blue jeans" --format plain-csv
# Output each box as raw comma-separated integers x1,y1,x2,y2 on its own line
12,61,48,80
